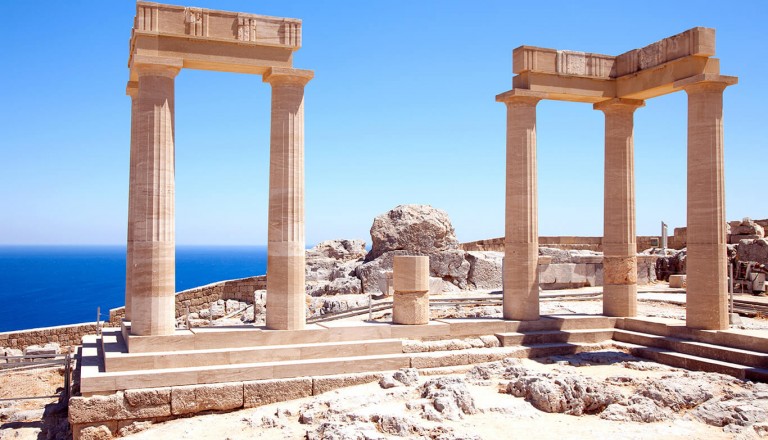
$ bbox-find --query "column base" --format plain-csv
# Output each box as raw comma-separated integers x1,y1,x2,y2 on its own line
603,284,637,317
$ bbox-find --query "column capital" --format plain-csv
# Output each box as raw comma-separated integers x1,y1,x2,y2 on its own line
496,88,546,105
263,67,314,86
126,81,138,98
132,55,182,79
593,98,645,113
675,74,738,94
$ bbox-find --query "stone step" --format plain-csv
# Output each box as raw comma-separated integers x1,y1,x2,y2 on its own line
101,331,404,372
630,346,768,382
496,329,615,346
614,329,768,369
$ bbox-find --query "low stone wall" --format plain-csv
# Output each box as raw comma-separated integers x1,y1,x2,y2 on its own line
109,275,267,324
461,237,662,253
0,322,98,351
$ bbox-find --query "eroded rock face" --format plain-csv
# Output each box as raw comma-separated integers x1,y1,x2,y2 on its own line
731,218,765,238
465,251,503,290
306,240,366,297
506,372,622,415
737,238,768,265
307,239,367,262
419,377,477,421
366,205,459,261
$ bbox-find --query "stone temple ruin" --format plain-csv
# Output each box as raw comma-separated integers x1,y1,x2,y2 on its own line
68,3,768,438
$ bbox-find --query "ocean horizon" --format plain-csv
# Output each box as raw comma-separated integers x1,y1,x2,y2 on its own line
0,245,269,333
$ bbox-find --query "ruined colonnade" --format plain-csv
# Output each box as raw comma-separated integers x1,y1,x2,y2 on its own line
123,3,312,336
499,28,736,330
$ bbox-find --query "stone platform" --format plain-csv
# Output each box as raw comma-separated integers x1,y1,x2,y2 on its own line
79,315,768,396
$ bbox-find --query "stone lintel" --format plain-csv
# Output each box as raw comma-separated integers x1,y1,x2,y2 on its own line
262,67,314,85
512,72,616,103
674,73,738,91
495,88,547,103
593,98,645,112
513,45,616,78
132,2,302,49
615,27,715,76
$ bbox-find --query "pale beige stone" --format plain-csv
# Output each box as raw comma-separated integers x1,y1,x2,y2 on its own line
681,76,736,330
595,98,643,318
393,291,430,325
264,67,313,331
170,382,244,415
669,274,687,288
69,391,170,424
393,256,430,292
496,90,545,321
243,377,312,407
312,373,383,395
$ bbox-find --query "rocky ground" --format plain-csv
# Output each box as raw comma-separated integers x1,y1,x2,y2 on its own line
114,353,768,440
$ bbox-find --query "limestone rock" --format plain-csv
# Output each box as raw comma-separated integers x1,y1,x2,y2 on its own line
639,375,714,411
24,342,60,357
307,239,367,262
79,425,113,440
600,396,671,423
393,368,419,386
244,378,312,408
467,251,504,289
737,238,768,265
379,375,398,389
171,382,243,415
731,218,765,238
420,377,477,420
506,372,622,415
366,205,459,261
538,247,572,264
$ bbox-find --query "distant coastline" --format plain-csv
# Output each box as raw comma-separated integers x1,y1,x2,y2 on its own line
0,245,268,332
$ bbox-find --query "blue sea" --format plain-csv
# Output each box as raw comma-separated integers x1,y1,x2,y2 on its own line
0,246,268,332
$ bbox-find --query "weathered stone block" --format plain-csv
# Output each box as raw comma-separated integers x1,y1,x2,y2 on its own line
243,377,312,407
312,373,383,395
69,391,170,424
124,388,171,407
394,256,430,292
393,291,429,325
170,382,243,415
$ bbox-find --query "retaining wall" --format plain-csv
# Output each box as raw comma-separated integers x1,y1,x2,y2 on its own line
461,236,664,253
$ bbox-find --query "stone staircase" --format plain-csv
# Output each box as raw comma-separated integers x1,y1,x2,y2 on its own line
613,318,768,382
79,315,768,395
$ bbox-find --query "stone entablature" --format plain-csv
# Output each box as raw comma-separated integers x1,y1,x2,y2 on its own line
513,27,714,78
509,27,728,103
128,2,302,79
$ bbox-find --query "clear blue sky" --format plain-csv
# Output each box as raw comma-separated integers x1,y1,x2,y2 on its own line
1,1,765,245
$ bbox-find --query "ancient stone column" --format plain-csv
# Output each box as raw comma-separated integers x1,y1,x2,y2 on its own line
594,98,644,317
497,90,545,321
263,67,313,331
124,81,139,323
393,256,430,325
681,75,736,330
130,60,181,336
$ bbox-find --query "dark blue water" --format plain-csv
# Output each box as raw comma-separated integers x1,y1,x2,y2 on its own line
0,246,267,332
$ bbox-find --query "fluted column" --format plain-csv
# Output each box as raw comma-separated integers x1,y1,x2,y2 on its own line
131,60,181,336
497,90,545,321
681,75,736,330
124,81,139,322
263,67,313,331
594,98,644,317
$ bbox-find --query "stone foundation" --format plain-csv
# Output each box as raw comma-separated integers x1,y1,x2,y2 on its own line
70,373,383,439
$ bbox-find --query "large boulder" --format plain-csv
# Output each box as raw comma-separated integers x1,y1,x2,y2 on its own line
737,238,768,265
730,218,765,238
366,205,459,261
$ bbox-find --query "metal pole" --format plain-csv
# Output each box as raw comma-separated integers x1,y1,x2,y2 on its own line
96,306,101,336
661,221,668,251
368,292,372,321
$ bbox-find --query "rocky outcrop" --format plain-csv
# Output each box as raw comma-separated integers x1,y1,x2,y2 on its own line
737,238,768,265
305,239,366,297
366,205,459,261
730,218,765,244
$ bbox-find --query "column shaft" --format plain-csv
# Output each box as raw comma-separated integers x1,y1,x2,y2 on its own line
124,83,138,322
685,81,729,330
131,64,179,336
264,68,313,331
503,96,541,321
596,99,644,317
